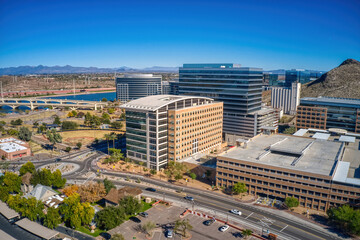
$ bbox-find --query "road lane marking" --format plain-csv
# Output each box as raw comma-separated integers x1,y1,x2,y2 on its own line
280,225,288,232
245,212,253,219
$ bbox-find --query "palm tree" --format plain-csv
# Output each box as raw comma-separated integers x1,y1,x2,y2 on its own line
241,229,253,239
109,132,117,148
104,133,111,155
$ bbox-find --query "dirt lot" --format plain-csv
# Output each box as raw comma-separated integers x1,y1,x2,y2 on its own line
60,130,123,146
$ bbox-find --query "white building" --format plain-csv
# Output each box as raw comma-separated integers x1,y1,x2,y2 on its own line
271,82,301,115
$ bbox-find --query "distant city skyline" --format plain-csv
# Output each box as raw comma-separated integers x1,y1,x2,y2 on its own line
0,0,359,71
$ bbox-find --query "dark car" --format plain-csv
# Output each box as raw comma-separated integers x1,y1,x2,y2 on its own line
204,219,216,226
139,212,148,218
184,196,194,201
55,158,61,162
145,187,156,192
129,217,141,223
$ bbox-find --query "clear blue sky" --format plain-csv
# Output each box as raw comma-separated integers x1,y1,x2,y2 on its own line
0,0,359,70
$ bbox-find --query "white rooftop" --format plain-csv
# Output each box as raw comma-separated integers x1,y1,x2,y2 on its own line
121,95,214,111
219,134,343,176
293,129,308,136
0,142,27,153
339,135,356,143
312,133,330,140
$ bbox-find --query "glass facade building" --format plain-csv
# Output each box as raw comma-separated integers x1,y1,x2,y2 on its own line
178,63,277,139
115,74,162,102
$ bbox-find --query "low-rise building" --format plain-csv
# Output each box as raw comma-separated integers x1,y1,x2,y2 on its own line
216,134,360,211
0,137,31,160
296,97,360,133
24,184,58,201
103,187,142,207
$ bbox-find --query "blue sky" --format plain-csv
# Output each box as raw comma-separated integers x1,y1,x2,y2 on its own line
0,0,359,70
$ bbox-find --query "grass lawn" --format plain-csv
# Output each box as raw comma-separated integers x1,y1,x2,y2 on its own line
76,225,105,237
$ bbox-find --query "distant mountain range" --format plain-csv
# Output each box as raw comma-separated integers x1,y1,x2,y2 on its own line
0,65,179,75
301,59,360,99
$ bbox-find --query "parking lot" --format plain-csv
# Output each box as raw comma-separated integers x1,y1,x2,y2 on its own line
108,203,255,240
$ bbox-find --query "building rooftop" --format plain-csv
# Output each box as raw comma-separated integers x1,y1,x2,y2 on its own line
15,218,59,240
301,97,360,107
0,200,20,220
24,184,58,201
121,95,214,111
116,73,161,78
219,134,343,176
0,142,27,153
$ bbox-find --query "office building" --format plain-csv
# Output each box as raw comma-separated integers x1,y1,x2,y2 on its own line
271,82,301,115
115,74,162,102
0,137,31,160
296,97,360,133
179,63,278,140
285,69,324,87
216,134,360,211
121,95,223,170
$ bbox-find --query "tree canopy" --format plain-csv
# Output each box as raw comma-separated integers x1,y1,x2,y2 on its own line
327,205,360,236
31,169,66,188
19,161,35,176
62,121,78,130
43,207,61,229
95,206,126,230
103,178,115,194
18,127,32,141
164,161,188,181
232,182,248,195
284,197,299,210
118,196,143,216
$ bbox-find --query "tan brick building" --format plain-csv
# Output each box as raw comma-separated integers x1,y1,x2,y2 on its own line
296,106,327,130
121,95,223,170
216,134,360,211
0,137,31,160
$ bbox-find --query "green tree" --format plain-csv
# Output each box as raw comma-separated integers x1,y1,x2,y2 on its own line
150,169,157,175
241,229,253,239
60,193,94,228
62,121,78,130
7,128,18,136
164,161,188,181
101,98,108,102
103,178,115,194
118,196,143,216
10,118,23,126
43,207,61,229
71,110,78,117
108,108,115,114
95,206,125,230
76,142,82,149
18,127,32,141
327,205,360,236
2,172,21,193
104,134,111,155
53,116,61,125
19,161,35,176
109,133,117,148
31,169,53,186
141,221,156,235
52,169,66,188
21,197,45,221
232,182,248,197
110,233,125,240
189,172,197,181
284,197,299,211
110,121,123,129
283,126,296,135
174,219,193,237
65,146,72,153
102,113,110,120
46,129,62,152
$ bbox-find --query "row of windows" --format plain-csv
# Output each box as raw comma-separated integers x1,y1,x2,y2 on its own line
217,160,330,184
173,106,223,119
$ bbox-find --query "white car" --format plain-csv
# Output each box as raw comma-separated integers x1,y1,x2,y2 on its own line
230,209,242,215
219,225,229,232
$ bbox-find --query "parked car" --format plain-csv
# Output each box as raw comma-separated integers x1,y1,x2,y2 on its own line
139,212,148,218
165,229,173,238
129,217,141,223
145,187,156,192
219,225,229,232
184,196,194,201
204,219,216,226
230,209,242,215
55,158,61,162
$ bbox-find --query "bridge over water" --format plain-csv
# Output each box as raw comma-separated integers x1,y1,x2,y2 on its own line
0,97,107,110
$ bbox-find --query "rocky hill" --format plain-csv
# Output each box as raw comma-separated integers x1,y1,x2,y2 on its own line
301,59,360,98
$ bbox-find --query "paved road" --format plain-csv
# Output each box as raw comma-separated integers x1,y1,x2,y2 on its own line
71,160,345,240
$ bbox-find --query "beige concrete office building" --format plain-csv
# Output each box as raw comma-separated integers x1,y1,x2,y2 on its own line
216,134,360,211
121,95,223,170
